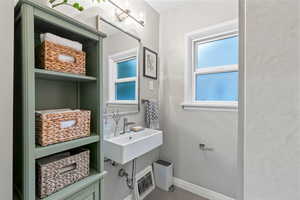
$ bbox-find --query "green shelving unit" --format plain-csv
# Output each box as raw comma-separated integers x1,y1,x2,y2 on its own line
35,135,100,159
35,69,97,82
14,1,106,199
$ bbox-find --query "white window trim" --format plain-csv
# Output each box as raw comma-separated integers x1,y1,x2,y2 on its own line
108,48,139,105
182,19,239,111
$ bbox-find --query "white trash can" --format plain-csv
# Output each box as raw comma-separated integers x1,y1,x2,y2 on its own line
153,160,173,191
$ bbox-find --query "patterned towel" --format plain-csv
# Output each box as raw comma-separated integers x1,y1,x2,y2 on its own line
145,100,159,129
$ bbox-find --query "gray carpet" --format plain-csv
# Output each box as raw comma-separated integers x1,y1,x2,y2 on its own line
145,187,209,200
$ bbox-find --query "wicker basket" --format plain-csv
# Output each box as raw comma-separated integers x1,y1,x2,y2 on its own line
36,109,91,147
37,149,90,198
39,40,86,75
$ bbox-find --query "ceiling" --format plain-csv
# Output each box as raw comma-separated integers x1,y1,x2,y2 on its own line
144,0,197,13
144,0,226,13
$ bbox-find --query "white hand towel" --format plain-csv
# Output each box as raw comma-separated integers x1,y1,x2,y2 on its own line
145,100,160,129
40,33,82,51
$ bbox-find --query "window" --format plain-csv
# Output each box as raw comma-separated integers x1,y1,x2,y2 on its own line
183,20,238,110
108,48,139,104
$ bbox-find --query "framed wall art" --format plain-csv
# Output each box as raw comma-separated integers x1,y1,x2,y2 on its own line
143,47,158,79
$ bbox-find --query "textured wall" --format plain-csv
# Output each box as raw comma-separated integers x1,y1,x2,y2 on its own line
159,1,238,198
0,0,14,199
241,0,300,199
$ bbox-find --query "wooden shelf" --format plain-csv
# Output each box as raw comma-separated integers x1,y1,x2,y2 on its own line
35,68,97,82
35,135,100,159
37,170,107,200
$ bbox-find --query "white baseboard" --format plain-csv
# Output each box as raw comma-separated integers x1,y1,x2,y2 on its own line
124,178,235,200
173,177,235,200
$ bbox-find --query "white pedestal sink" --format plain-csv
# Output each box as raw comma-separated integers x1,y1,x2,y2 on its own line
104,129,163,164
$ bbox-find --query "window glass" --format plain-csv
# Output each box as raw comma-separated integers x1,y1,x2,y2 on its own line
116,81,136,100
195,72,238,101
117,58,137,79
196,36,238,68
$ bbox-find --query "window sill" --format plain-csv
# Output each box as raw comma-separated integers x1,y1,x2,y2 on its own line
181,101,238,112
107,101,138,105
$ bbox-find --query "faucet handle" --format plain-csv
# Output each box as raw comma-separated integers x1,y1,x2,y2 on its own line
122,118,136,134
124,118,135,125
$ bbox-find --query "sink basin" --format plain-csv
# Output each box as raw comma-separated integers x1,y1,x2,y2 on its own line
104,129,163,164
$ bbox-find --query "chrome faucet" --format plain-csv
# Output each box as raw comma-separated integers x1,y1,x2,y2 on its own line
122,118,135,134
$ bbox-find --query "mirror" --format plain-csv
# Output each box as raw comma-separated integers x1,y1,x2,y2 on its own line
99,18,141,115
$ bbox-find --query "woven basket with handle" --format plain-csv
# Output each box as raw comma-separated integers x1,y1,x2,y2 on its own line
35,109,91,147
37,149,90,198
39,40,86,75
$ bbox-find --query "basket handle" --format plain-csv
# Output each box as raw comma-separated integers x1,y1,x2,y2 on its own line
57,53,76,63
60,119,77,129
58,163,77,175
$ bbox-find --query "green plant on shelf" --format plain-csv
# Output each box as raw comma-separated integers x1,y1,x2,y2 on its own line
49,0,106,11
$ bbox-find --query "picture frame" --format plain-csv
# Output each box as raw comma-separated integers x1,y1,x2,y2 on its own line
143,47,158,79
134,166,155,200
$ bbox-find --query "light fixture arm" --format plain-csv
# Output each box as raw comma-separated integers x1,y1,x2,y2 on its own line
107,0,145,27
115,9,130,22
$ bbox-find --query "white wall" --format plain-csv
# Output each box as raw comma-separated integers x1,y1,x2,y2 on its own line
159,1,238,198
0,0,14,199
240,0,300,199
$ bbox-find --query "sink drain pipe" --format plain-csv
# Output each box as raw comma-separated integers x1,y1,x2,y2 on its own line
119,159,136,190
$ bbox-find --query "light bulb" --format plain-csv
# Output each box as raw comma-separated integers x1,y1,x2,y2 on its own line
139,12,145,25
139,12,144,19
125,0,129,9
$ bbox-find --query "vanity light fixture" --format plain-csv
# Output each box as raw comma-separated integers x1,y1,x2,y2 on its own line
107,0,145,27
115,8,131,22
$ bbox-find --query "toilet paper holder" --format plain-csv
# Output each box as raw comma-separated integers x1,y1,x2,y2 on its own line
199,143,214,151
